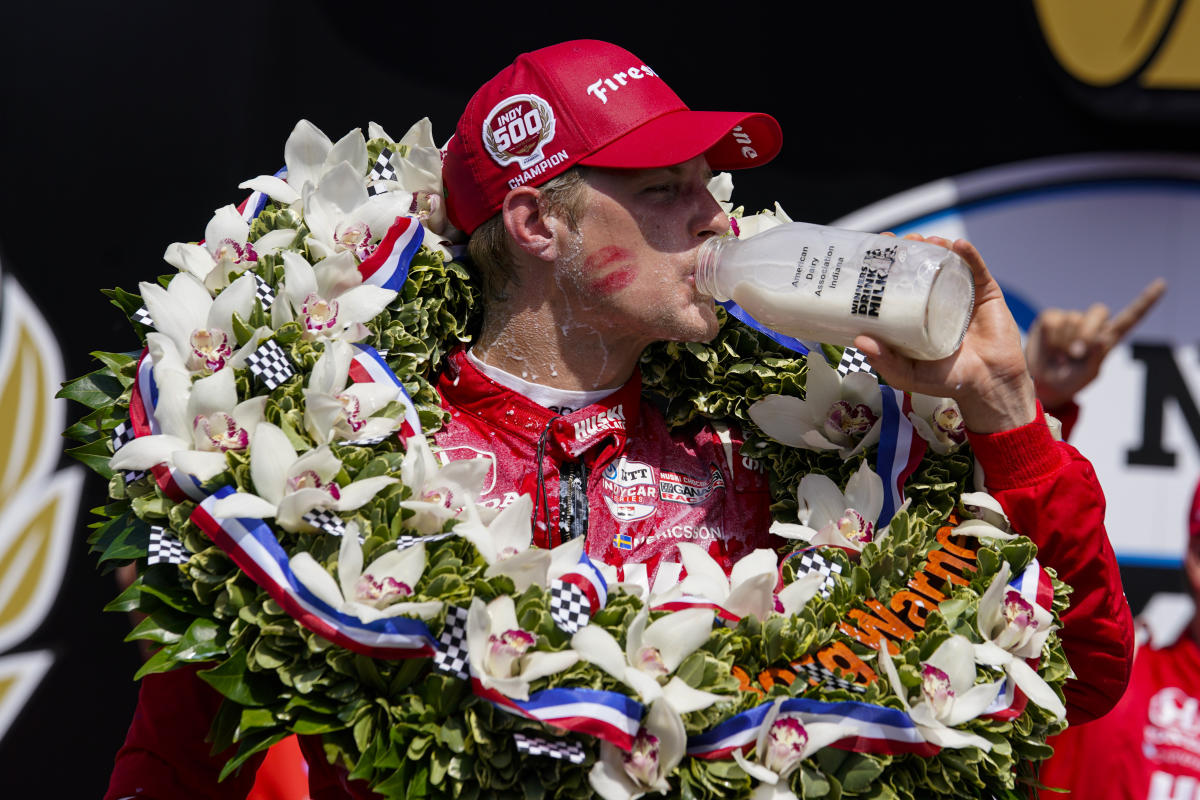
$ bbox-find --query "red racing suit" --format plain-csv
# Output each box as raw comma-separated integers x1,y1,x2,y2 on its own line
431,348,778,590
1037,630,1200,799
105,361,1132,799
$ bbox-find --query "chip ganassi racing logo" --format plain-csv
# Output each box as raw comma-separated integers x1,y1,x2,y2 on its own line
659,467,724,505
601,457,657,522
483,93,559,170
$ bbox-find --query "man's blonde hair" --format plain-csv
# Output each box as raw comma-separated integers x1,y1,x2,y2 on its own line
468,168,589,301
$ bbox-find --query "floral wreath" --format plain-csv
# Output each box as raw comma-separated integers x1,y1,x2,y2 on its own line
64,119,1072,800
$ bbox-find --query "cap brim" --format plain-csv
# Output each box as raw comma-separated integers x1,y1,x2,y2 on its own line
578,110,781,170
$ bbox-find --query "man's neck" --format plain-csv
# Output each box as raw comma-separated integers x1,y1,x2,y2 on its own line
472,302,646,392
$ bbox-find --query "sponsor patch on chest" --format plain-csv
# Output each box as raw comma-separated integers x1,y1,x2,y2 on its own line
658,467,725,505
600,456,657,521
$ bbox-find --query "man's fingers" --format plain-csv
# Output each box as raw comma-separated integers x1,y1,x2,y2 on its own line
1105,277,1167,343
1070,303,1110,358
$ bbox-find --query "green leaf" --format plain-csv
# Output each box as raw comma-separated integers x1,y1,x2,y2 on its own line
65,437,118,477
217,729,289,782
174,617,230,662
198,651,279,707
58,369,127,409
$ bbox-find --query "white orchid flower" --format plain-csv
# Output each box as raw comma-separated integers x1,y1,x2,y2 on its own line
466,595,578,700
304,340,407,445
140,272,258,376
163,204,295,292
367,118,454,248
290,524,441,623
775,571,828,617
735,202,794,239
109,343,266,481
396,436,491,534
209,422,396,532
571,607,724,712
732,700,856,800
589,699,686,800
454,494,553,591
908,393,967,455
673,544,778,620
879,635,1001,751
972,563,1065,719
271,250,395,342
770,461,886,552
301,160,415,263
707,172,735,215
749,352,882,458
239,120,368,208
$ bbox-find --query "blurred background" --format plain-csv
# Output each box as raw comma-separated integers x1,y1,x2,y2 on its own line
3,1,1199,793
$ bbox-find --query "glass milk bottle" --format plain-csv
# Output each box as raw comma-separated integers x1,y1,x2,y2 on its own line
695,222,975,360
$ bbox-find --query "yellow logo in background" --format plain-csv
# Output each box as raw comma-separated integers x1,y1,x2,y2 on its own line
1034,0,1200,87
0,275,81,742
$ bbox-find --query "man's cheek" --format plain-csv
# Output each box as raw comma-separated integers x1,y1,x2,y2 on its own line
583,245,637,296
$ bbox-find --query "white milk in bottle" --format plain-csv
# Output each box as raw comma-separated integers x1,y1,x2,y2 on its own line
695,222,974,360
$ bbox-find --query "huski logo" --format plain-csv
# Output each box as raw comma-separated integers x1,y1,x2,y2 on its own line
0,271,81,744
601,457,657,522
574,404,625,443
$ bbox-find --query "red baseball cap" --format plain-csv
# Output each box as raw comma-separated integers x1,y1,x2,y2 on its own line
443,39,783,234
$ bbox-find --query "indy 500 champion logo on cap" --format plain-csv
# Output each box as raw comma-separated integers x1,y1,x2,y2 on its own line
483,93,557,169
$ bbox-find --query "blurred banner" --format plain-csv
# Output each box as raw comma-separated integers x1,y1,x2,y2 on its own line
837,153,1200,567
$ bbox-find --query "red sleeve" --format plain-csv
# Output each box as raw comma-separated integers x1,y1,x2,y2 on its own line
105,666,265,800
967,409,1134,724
1045,400,1080,442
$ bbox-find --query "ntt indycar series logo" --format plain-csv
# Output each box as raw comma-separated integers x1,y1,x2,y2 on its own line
482,93,569,188
601,457,657,522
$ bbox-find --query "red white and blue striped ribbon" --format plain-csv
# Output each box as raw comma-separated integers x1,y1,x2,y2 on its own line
235,166,285,224
982,557,1055,721
191,487,437,658
129,349,207,502
558,549,609,613
358,216,424,292
131,351,160,435
472,679,644,752
687,696,938,759
651,596,741,624
347,344,423,441
875,386,927,527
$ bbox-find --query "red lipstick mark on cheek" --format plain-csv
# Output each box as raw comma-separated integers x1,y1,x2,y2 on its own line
583,246,636,296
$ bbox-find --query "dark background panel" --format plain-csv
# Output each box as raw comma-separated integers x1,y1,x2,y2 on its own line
1,1,1195,794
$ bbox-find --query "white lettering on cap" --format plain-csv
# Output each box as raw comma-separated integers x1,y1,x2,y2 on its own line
732,125,758,159
587,64,659,104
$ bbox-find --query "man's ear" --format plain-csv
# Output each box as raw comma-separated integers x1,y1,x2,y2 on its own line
502,187,559,263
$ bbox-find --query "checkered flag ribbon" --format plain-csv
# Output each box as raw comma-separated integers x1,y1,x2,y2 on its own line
513,732,586,764
393,530,456,551
147,526,189,566
837,346,876,378
301,509,348,538
433,605,470,680
793,549,843,598
338,433,392,448
796,659,866,694
366,147,397,197
111,423,147,483
246,339,295,390
549,579,591,635
253,274,276,309
110,421,136,452
132,305,154,328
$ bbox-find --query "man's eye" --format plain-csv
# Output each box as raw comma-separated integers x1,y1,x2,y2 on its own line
644,184,674,195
